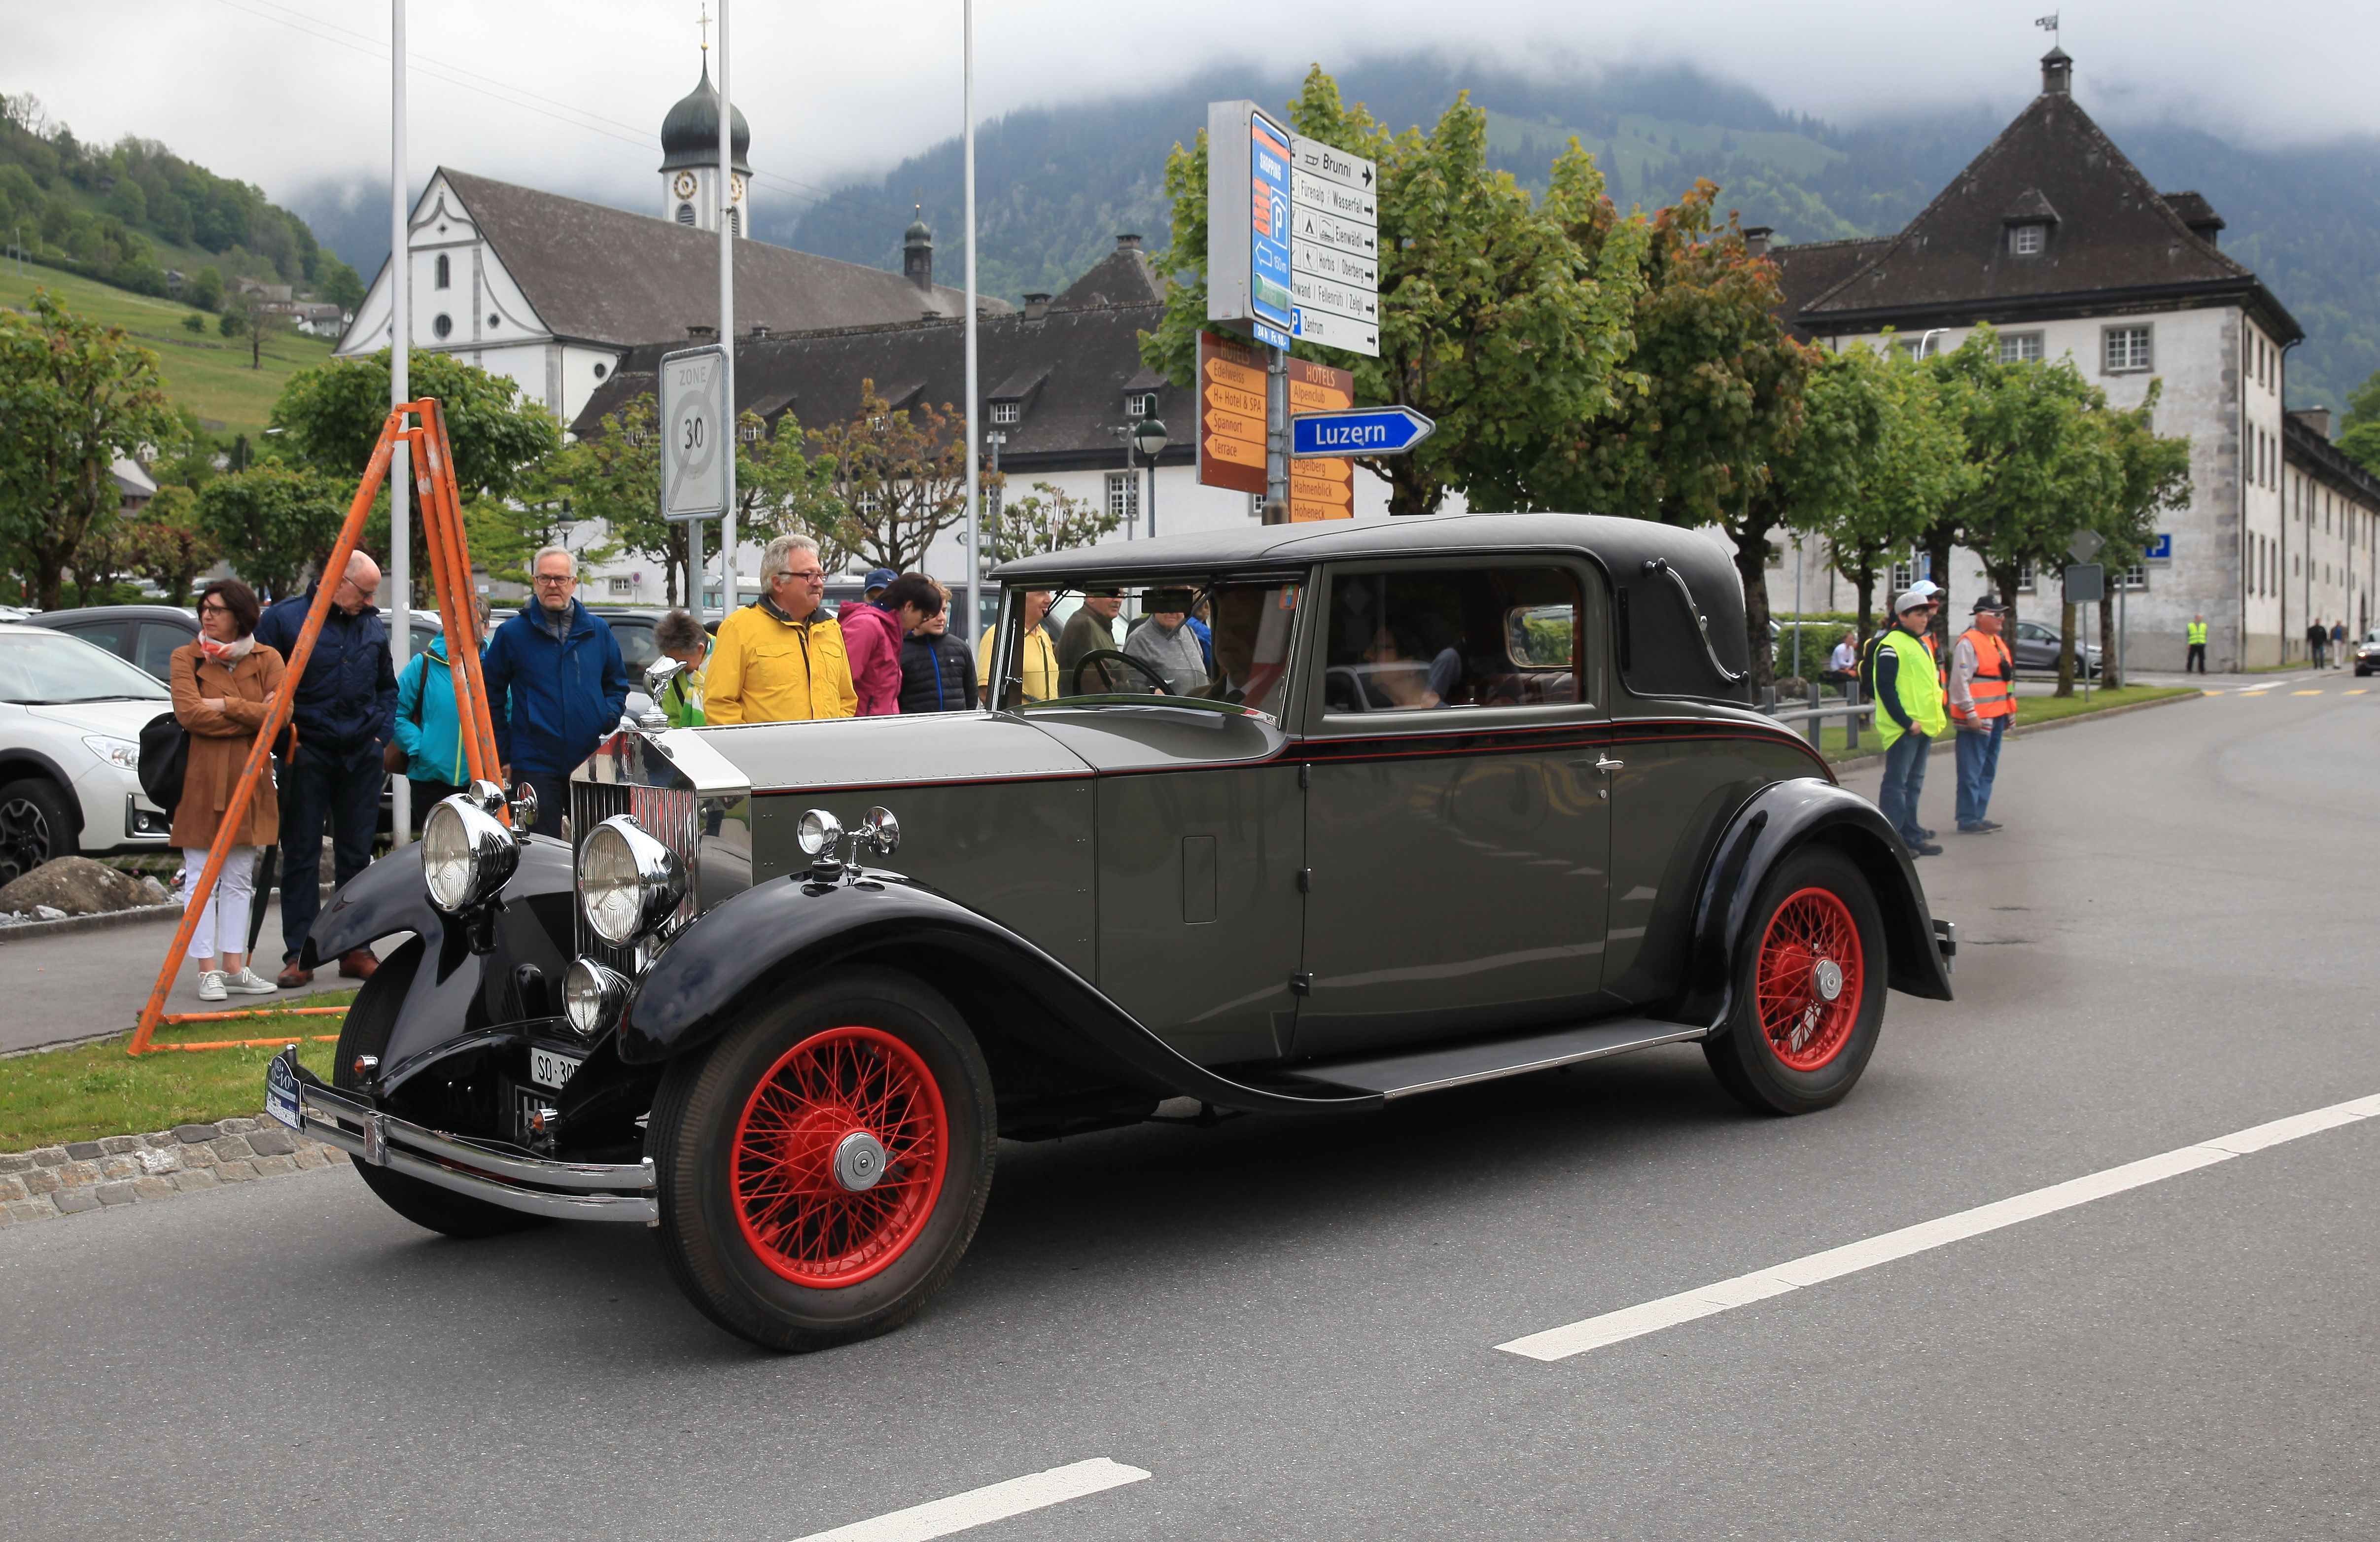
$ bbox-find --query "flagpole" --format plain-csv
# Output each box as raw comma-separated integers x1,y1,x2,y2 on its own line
962,0,980,646
388,0,412,843
717,0,737,617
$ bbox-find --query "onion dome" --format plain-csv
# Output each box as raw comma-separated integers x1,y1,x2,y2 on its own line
659,62,751,174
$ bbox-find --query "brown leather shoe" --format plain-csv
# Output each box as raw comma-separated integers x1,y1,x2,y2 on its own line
338,948,378,981
276,961,314,989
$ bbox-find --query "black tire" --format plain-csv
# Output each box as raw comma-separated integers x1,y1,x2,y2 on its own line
333,936,551,1239
0,777,75,887
648,966,996,1352
1702,844,1887,1117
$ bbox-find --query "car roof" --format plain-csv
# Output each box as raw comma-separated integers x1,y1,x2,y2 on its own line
28,604,196,625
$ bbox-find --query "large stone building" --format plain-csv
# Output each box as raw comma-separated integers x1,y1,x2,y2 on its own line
335,60,993,427
1769,48,2378,669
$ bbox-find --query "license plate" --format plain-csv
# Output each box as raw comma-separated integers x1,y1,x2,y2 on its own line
265,1055,302,1130
528,1046,584,1091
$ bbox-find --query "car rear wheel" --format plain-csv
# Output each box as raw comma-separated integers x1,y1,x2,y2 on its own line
0,777,74,887
648,966,996,1351
1703,845,1886,1116
334,936,552,1238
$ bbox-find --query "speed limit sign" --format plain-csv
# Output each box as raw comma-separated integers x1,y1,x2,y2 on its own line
660,344,728,522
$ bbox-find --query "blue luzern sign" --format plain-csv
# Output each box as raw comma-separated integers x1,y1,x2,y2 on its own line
1290,406,1436,458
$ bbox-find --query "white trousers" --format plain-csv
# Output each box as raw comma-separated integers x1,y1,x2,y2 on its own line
182,846,257,962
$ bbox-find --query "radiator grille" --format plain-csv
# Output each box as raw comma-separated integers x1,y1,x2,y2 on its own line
570,779,697,973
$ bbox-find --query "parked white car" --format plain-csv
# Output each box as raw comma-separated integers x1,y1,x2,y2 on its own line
0,622,176,886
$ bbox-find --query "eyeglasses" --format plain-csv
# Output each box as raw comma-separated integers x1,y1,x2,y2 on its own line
777,569,828,583
533,573,575,586
199,600,231,615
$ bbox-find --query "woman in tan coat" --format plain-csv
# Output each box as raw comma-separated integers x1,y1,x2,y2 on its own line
170,578,286,1000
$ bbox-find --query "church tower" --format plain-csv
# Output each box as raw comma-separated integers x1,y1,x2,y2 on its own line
659,46,751,236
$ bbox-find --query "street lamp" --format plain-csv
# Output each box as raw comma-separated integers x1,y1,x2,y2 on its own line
1131,408,1168,540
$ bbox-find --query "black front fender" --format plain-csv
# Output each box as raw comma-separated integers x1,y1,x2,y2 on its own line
1678,776,1953,1026
625,874,1379,1115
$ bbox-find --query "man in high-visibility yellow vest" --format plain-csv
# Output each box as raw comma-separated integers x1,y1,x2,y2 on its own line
1873,587,1948,856
2185,614,2208,674
1950,595,2018,834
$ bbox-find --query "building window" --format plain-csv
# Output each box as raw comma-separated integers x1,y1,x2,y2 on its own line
2009,223,2046,256
593,362,608,380
2118,563,2147,591
1107,471,1140,524
432,313,453,340
989,400,1020,425
730,208,741,238
1998,331,2045,364
677,203,695,225
608,576,632,596
1125,392,1156,419
2104,325,2152,373
855,491,881,519
1890,557,1918,593
2015,560,2036,593
434,253,450,289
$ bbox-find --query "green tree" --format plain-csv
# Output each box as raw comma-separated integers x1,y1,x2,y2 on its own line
1141,68,1646,517
735,410,848,567
189,265,224,312
0,291,179,610
1804,340,1972,642
543,393,676,601
2093,387,2194,687
123,485,219,603
992,481,1122,563
272,348,561,502
2341,369,2380,475
806,381,974,572
193,461,347,599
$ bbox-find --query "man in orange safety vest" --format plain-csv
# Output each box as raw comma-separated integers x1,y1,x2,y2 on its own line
1949,594,2018,833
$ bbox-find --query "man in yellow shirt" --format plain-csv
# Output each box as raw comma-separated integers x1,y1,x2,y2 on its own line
705,533,858,724
978,588,1057,707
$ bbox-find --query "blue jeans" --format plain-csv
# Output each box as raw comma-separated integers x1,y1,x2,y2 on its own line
1955,717,2007,828
1878,731,1932,846
279,748,382,964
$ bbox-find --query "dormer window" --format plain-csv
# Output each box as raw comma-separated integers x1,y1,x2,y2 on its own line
1125,392,1157,419
989,400,1021,425
2010,223,2047,256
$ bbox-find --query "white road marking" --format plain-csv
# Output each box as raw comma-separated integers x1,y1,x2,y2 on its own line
788,1458,1151,1542
1498,1091,2380,1363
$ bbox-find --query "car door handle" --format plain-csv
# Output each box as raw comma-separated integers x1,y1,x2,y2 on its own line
1594,756,1624,773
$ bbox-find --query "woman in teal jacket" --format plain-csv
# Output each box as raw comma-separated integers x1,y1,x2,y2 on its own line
393,602,496,827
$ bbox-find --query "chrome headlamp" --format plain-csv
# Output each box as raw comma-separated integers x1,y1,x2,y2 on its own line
561,956,634,1040
421,793,520,913
577,814,688,945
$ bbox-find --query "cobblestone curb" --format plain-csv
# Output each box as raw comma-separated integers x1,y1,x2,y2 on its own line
0,1115,349,1226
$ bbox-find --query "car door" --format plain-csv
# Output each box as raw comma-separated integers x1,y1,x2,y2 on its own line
1295,559,1612,1057
133,621,193,681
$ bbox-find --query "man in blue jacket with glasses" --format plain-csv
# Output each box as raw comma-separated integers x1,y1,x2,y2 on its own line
480,546,629,836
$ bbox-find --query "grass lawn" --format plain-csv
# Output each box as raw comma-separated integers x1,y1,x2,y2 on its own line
0,993,352,1151
7,265,336,436
1806,683,2202,761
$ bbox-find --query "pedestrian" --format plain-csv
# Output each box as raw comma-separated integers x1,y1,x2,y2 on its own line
390,595,494,827
169,578,284,1000
705,533,857,725
650,608,709,726
253,549,397,987
896,579,978,713
480,546,630,837
978,588,1057,707
2331,619,2347,669
2185,613,2208,674
837,566,907,716
1058,588,1126,694
1871,588,1947,856
1949,595,2017,834
1123,588,1211,694
1821,630,1860,691
2307,621,2327,668
861,566,895,605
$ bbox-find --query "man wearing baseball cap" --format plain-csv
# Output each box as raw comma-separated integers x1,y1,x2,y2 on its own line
1949,595,2017,833
1872,587,1948,856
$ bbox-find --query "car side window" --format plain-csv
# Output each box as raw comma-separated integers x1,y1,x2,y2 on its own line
134,623,188,681
1321,567,1583,714
612,624,660,674
60,621,129,660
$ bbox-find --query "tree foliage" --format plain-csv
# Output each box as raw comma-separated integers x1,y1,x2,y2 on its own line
991,481,1123,563
193,460,347,599
805,382,980,573
272,349,561,502
1798,340,1972,640
0,291,180,609
2342,368,2380,476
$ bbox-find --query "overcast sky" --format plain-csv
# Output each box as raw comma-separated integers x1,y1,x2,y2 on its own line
10,0,2379,220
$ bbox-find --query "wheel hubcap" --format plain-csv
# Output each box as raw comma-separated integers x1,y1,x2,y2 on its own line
0,796,52,885
1755,887,1864,1073
731,1025,947,1288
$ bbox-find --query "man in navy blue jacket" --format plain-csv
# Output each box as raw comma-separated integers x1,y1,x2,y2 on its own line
480,547,628,836
254,549,399,986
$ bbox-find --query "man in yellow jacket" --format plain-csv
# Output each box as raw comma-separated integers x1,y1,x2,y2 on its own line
1871,587,1948,856
705,533,858,724
977,587,1058,708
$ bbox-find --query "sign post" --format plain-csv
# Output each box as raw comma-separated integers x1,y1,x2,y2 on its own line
2065,561,2105,703
661,344,730,609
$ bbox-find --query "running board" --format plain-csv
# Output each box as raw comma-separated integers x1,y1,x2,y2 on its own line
1285,1016,1710,1101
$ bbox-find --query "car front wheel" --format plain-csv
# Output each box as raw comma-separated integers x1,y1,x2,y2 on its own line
1702,845,1887,1116
648,966,996,1351
0,777,74,886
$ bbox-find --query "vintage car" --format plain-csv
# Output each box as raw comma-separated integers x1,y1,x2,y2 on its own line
265,513,1954,1351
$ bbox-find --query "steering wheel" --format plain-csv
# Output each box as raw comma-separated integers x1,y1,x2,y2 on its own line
1070,649,1175,697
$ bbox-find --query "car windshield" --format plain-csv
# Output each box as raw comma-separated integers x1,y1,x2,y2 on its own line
0,629,172,704
988,579,1302,717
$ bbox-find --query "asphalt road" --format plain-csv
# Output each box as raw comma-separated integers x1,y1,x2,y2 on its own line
5,677,2376,1541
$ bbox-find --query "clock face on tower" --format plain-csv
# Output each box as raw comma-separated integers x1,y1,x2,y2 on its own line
730,175,745,201
673,171,698,199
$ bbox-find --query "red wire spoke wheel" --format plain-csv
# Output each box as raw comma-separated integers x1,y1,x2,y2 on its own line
1753,886,1864,1072
732,1025,948,1288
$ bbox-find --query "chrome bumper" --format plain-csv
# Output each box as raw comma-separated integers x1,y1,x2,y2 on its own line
266,1048,657,1224
1934,917,1957,972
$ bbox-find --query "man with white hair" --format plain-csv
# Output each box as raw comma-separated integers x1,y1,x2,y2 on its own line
253,547,400,985
481,544,628,836
706,533,857,723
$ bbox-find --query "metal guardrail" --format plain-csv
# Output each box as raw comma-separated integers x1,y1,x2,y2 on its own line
1756,683,1876,751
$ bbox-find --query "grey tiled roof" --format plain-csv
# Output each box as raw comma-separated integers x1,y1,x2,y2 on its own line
1767,238,1891,339
434,169,1003,347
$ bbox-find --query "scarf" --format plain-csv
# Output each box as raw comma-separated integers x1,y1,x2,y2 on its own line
197,632,256,666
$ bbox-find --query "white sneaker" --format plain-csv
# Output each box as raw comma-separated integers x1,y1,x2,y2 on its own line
196,970,227,1002
221,967,278,995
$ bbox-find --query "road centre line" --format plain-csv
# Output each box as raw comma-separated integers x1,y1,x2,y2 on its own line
788,1459,1151,1542
1497,1092,2380,1363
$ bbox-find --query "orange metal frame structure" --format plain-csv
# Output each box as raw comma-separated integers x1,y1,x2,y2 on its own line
128,399,507,1054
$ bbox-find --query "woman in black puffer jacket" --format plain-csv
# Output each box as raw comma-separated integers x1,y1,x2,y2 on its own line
890,576,978,713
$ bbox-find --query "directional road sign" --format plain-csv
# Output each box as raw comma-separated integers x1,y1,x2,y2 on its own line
1291,307,1379,355
660,344,729,522
1290,405,1436,458
1290,133,1379,358
1204,102,1298,344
